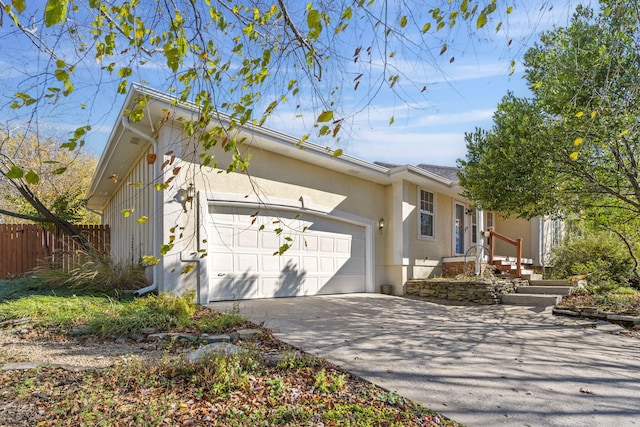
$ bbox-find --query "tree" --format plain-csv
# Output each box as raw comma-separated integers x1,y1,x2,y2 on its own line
0,128,100,225
0,0,512,168
458,0,640,278
0,0,515,254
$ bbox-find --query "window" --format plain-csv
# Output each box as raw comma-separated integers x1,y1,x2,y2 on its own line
419,190,435,238
552,219,563,246
486,212,494,230
471,209,477,244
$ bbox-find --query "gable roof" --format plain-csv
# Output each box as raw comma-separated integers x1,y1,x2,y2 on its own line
87,85,462,211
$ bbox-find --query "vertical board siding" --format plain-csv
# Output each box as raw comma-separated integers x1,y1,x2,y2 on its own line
103,145,154,265
0,224,110,279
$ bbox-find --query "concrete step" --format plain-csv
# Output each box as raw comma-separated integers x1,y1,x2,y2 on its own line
521,273,543,281
501,294,562,306
517,286,573,296
529,279,571,287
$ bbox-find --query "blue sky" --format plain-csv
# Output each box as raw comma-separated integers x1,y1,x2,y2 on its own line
0,1,578,168
267,1,577,166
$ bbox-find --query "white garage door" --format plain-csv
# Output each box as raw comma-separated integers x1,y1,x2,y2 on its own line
207,205,366,301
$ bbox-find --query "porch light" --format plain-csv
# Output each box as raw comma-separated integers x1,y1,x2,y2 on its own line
378,218,384,230
176,183,195,212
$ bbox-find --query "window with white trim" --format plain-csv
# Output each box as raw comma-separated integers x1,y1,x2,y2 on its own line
419,190,435,238
471,209,477,244
486,211,494,230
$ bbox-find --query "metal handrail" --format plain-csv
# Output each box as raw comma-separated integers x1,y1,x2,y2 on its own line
487,226,523,278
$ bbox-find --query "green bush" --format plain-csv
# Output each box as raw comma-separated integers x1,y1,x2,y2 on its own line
549,231,635,292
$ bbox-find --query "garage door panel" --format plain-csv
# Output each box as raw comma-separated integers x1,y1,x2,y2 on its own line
237,253,259,271
351,238,366,257
210,273,259,300
234,275,259,299
302,235,319,251
259,276,280,298
208,206,367,301
261,254,280,272
237,230,259,248
261,232,280,250
210,225,234,247
335,238,351,254
319,257,334,272
339,257,366,275
302,256,319,273
319,237,335,252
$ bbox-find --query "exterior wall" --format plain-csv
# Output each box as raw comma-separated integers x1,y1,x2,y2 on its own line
102,145,154,266
493,215,533,260
155,125,389,298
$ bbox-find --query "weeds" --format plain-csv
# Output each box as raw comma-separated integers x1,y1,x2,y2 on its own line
89,292,196,337
313,368,346,393
197,302,245,334
277,350,320,370
32,256,149,292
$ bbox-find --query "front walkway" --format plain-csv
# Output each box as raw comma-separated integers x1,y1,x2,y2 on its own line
209,294,640,427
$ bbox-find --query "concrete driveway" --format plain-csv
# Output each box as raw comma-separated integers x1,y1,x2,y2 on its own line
208,294,640,426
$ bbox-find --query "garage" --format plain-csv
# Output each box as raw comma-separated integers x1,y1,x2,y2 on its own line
207,205,367,301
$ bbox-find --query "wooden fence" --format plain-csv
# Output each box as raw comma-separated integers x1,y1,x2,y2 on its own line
0,224,110,279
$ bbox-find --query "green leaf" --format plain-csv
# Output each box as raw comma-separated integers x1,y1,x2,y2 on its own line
332,148,343,158
141,255,159,266
24,170,39,185
317,110,334,122
6,166,24,179
476,11,487,29
122,208,134,218
118,67,132,78
52,167,67,174
44,0,69,27
400,16,407,28
137,216,149,224
12,0,26,13
460,0,468,13
88,0,101,8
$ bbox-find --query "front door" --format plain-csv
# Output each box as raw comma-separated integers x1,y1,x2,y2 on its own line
455,203,465,255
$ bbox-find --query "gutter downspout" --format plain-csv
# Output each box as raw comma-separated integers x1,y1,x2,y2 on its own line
120,116,161,297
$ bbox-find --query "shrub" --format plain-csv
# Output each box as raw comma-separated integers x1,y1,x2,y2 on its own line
549,231,635,292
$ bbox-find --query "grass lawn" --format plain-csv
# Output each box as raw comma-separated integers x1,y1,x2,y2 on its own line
0,278,460,426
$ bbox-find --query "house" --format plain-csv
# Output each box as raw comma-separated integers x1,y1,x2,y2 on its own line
87,85,558,303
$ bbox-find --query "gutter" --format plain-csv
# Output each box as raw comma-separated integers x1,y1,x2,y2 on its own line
119,116,160,297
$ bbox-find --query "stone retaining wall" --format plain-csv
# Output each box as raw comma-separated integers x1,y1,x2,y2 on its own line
552,307,640,329
406,278,523,305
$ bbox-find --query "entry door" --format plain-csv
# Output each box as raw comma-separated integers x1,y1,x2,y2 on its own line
455,203,466,255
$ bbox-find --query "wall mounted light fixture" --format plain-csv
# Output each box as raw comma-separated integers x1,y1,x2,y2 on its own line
176,183,195,212
378,218,385,231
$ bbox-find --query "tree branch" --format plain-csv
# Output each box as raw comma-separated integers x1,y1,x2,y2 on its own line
0,208,50,222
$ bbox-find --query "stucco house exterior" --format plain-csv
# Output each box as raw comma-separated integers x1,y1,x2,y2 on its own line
87,85,559,303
